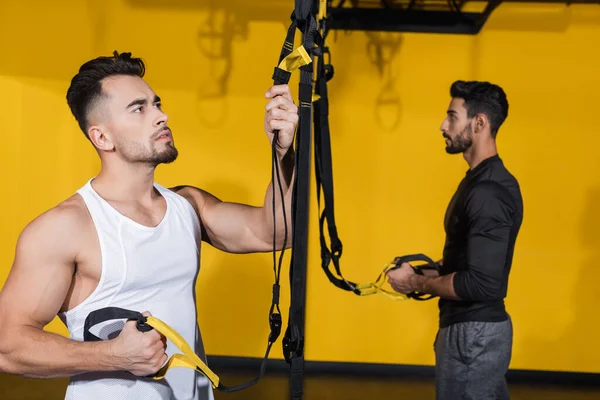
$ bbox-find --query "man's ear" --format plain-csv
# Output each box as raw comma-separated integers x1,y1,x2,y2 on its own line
88,125,115,152
473,113,488,134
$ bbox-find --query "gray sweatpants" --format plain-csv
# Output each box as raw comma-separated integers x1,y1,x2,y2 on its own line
434,317,513,400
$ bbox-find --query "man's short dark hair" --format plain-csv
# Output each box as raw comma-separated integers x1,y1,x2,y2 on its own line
450,80,509,138
66,51,145,138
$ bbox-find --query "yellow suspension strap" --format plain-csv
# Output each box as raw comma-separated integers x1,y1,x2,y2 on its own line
83,307,228,389
352,254,442,301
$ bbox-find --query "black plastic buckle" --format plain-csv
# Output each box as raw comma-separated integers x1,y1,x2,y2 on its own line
272,67,292,85
283,336,293,363
135,315,153,333
269,313,282,343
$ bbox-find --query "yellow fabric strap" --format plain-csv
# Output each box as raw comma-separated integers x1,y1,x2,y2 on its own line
318,0,327,22
353,263,410,300
276,44,318,101
278,45,312,73
144,316,221,389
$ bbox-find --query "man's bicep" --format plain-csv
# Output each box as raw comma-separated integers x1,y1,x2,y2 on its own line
201,200,268,253
0,213,77,329
171,185,266,253
464,221,512,286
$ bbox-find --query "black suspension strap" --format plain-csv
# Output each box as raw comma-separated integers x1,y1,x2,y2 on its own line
279,2,323,400
313,23,352,293
266,8,312,394
312,6,441,302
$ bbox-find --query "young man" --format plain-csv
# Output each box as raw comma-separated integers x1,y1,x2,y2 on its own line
387,80,524,399
0,51,298,400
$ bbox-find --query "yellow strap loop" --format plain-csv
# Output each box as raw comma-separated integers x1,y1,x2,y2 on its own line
278,45,312,73
318,0,327,22
353,263,410,300
144,316,221,389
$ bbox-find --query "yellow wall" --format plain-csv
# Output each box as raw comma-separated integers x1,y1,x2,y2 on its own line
1,0,599,375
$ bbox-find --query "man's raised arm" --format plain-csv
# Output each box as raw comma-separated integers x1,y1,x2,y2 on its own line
172,84,298,254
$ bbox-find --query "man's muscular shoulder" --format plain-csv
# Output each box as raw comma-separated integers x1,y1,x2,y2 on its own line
0,194,95,328
17,194,92,260
170,185,220,217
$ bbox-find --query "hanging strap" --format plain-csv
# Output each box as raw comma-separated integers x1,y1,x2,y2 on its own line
265,13,313,394
311,20,441,302
311,7,364,296
279,7,323,400
313,38,355,294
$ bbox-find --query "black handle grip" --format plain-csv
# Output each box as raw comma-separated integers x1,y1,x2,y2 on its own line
391,254,439,273
83,307,151,341
389,254,441,301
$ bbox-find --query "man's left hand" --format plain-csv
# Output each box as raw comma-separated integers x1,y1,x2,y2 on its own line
264,84,298,156
387,262,416,294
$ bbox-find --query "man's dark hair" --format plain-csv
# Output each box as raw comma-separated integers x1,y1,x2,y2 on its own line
450,80,509,138
66,51,146,138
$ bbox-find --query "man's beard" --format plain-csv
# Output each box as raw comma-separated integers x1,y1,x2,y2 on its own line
118,137,179,166
150,142,178,165
445,124,473,154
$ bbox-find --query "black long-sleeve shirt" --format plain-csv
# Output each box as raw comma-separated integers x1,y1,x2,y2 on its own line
438,154,523,328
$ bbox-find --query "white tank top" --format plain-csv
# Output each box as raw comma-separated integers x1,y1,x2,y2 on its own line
58,179,214,400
